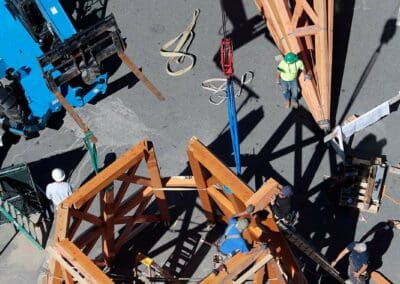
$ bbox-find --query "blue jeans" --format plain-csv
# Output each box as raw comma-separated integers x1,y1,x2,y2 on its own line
348,261,367,284
279,79,299,101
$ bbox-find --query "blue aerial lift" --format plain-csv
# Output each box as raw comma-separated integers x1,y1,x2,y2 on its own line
0,0,127,137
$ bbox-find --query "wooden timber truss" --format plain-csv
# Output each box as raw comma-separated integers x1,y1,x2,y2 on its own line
254,0,334,129
48,137,307,283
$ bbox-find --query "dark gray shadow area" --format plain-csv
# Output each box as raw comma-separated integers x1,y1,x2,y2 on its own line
60,0,109,30
338,16,397,124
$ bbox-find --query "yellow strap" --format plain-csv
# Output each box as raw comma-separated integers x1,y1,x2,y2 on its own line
160,9,200,76
140,256,154,267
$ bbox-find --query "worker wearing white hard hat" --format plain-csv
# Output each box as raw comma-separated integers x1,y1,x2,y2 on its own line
46,168,73,207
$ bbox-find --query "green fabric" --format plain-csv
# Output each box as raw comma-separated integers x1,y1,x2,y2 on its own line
277,59,304,81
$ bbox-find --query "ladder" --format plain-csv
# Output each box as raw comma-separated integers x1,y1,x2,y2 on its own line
0,195,43,249
277,222,345,283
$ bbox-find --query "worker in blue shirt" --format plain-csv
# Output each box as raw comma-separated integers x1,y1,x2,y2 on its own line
331,242,369,283
218,216,250,255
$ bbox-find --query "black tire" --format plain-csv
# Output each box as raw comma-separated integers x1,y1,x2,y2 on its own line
0,86,24,123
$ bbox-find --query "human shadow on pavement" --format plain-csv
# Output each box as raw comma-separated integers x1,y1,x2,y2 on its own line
359,220,395,272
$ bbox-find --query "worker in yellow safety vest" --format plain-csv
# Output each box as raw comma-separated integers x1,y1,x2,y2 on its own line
276,52,310,109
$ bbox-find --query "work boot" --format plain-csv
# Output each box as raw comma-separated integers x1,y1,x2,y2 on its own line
283,100,290,108
291,100,299,109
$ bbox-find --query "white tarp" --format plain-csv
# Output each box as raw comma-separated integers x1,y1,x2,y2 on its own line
341,101,390,138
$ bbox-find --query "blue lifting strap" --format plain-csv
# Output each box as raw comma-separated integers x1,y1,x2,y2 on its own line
227,79,241,175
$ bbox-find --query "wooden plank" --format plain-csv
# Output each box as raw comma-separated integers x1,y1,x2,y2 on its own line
262,217,307,283
64,140,146,209
188,137,253,203
55,240,113,284
290,0,304,29
82,237,98,255
48,258,64,284
234,252,273,284
51,90,97,143
289,25,320,37
245,179,281,212
370,271,392,284
55,207,70,242
327,0,334,119
61,266,74,284
314,0,330,123
145,141,170,222
118,52,165,101
101,186,115,266
187,146,216,223
47,247,89,284
302,1,319,25
267,0,293,52
266,258,287,283
206,186,236,218
69,209,103,226
162,176,196,187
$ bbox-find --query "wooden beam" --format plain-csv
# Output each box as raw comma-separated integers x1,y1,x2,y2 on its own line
114,163,141,209
55,207,70,242
289,25,320,37
188,137,253,203
69,209,103,226
114,186,153,218
54,240,113,284
144,141,170,223
314,0,330,124
187,147,215,223
302,1,319,25
101,186,115,266
74,225,103,249
370,271,393,284
48,247,89,284
67,197,95,239
290,0,304,29
50,89,97,143
118,52,165,101
48,258,63,284
206,186,236,218
162,176,196,187
234,252,273,284
245,179,280,212
63,140,146,209
61,266,74,284
117,174,151,186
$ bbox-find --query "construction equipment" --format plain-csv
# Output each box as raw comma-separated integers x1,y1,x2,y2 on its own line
335,157,387,213
0,0,162,140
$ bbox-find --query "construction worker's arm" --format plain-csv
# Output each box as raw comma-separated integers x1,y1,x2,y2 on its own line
232,205,255,219
354,263,368,279
275,71,281,84
331,247,350,267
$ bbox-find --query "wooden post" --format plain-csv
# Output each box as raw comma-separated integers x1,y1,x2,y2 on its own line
118,52,165,101
101,187,115,266
51,89,97,143
144,141,170,223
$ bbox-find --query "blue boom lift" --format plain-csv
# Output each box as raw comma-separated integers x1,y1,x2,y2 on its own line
0,0,126,137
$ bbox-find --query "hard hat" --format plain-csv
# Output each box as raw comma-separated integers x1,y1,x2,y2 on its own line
52,168,66,182
235,218,249,232
354,242,367,253
280,185,294,198
284,52,298,64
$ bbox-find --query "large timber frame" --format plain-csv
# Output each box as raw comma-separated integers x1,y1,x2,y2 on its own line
254,0,333,129
48,137,306,283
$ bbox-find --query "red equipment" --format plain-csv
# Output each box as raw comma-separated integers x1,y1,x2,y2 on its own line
220,38,234,77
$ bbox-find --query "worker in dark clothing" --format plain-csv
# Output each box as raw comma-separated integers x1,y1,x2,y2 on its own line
270,185,293,222
332,242,369,284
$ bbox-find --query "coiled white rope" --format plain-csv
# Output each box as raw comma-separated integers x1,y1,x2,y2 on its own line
160,9,200,76
201,71,254,105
